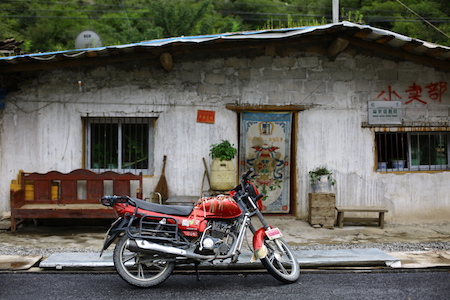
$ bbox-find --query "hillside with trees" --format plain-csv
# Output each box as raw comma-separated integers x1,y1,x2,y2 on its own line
1,0,449,54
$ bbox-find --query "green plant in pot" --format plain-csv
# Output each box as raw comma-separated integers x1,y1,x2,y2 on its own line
209,140,237,190
210,140,237,161
309,166,336,193
389,157,405,169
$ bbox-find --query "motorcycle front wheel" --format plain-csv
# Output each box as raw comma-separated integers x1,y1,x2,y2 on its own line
260,238,300,284
113,235,175,288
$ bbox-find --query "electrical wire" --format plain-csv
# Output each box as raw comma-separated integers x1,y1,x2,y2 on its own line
395,0,450,40
2,0,449,24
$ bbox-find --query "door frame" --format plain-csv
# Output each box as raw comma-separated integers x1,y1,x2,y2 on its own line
227,104,308,217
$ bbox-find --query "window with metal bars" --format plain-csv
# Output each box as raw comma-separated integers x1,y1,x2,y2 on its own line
375,131,449,172
84,117,154,174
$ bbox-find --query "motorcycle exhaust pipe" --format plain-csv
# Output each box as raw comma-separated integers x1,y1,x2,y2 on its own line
127,239,215,260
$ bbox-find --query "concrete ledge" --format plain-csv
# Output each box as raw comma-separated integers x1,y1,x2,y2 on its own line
39,248,400,270
388,251,450,268
0,255,42,270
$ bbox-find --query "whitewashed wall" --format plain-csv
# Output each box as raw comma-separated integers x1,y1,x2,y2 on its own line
1,50,449,222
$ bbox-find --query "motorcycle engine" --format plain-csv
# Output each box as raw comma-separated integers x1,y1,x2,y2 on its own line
197,220,236,255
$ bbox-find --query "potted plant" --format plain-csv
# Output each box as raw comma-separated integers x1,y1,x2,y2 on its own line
390,158,405,169
209,140,237,190
210,140,237,161
309,166,336,193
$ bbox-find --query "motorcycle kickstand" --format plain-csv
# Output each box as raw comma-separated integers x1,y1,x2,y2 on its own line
194,262,200,281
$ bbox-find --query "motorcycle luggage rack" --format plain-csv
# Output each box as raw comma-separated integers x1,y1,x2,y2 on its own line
127,215,188,246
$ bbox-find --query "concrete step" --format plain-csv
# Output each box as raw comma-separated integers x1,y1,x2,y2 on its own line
38,248,401,270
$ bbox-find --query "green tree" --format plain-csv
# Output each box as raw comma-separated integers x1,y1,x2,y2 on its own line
1,0,449,52
148,0,241,37
360,0,450,46
215,0,296,30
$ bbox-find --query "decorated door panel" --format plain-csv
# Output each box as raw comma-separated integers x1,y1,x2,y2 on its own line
239,112,292,213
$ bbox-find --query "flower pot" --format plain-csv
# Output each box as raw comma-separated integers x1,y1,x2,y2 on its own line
312,175,332,193
378,162,387,171
392,160,405,169
209,158,236,191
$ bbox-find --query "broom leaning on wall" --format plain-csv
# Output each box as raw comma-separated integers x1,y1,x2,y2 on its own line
154,155,169,203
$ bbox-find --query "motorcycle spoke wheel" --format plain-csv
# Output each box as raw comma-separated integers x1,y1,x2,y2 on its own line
113,235,175,288
260,238,300,284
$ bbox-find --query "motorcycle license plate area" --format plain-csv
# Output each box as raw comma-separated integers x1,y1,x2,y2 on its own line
265,227,282,240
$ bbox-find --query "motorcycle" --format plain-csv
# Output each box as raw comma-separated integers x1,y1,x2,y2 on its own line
100,168,300,287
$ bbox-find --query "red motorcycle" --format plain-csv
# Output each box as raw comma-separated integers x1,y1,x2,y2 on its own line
100,169,300,287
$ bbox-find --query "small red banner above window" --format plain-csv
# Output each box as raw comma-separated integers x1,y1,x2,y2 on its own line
197,110,215,124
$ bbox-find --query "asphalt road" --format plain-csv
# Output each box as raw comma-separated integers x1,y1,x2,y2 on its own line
0,271,448,300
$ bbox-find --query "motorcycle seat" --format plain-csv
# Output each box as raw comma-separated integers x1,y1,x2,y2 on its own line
129,197,194,216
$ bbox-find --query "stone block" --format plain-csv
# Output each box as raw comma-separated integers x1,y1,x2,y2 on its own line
288,90,308,103
204,73,226,84
428,107,449,117
404,107,427,119
284,79,303,91
263,69,284,80
197,84,220,95
205,58,225,70
237,69,251,80
133,68,152,79
273,56,295,68
242,90,266,103
304,80,327,94
381,60,398,69
377,69,398,81
307,70,330,81
180,71,200,84
342,57,356,69
353,79,372,92
335,70,354,82
225,57,249,69
298,56,319,68
355,56,379,69
289,68,307,79
332,81,354,95
268,91,289,104
396,70,419,83
180,61,196,71
251,56,273,68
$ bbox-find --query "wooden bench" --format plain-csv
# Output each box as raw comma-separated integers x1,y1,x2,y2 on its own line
9,169,142,231
336,206,388,229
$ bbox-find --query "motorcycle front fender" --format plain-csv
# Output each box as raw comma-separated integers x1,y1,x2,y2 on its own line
251,227,269,262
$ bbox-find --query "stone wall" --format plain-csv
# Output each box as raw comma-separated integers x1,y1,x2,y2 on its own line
1,49,449,222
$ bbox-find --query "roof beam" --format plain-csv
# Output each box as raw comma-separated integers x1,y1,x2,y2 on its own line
226,104,311,112
344,35,450,71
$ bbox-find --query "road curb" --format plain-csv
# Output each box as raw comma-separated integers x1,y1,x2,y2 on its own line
37,248,400,270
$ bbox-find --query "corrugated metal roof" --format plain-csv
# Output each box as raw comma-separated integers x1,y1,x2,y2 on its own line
1,21,450,70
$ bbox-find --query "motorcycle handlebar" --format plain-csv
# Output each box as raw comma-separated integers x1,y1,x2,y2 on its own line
241,168,254,181
100,195,129,206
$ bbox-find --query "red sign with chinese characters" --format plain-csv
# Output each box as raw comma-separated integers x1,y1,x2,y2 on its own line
377,81,448,105
197,110,215,124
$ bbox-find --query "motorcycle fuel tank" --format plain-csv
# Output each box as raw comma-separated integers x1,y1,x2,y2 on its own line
195,195,242,218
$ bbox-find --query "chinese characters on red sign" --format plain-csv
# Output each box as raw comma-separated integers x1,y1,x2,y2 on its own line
197,110,215,124
377,81,448,104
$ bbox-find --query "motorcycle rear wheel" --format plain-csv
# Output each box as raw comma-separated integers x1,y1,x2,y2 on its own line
113,235,175,288
260,238,300,284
